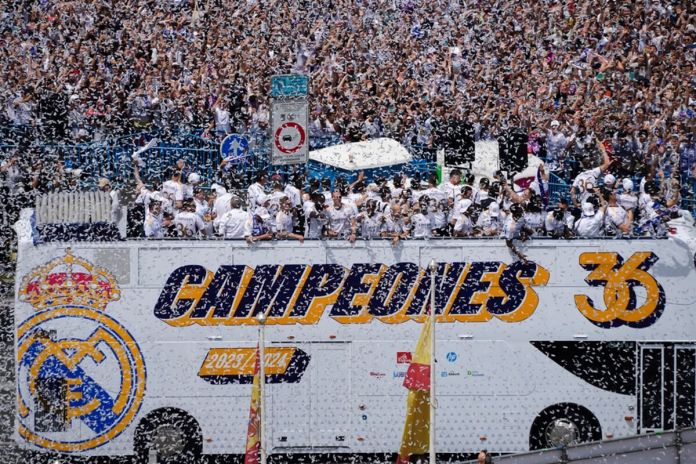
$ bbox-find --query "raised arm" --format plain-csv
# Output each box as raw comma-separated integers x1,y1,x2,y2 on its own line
596,136,612,173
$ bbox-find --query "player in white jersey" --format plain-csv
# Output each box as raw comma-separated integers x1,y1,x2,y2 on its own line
174,199,206,238
275,197,304,242
326,191,354,239
570,137,612,207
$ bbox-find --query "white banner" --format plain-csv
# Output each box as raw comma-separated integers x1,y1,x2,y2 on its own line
270,99,309,165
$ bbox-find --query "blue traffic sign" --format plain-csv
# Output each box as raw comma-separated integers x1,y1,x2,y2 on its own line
220,134,249,161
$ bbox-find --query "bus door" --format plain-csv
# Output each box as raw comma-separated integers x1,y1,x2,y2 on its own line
271,342,351,450
638,343,696,433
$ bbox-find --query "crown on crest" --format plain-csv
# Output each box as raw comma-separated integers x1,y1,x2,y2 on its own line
19,249,120,311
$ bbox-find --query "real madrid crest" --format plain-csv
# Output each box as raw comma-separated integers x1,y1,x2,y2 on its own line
16,250,146,452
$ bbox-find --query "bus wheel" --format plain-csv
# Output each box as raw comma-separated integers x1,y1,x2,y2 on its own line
529,403,601,450
134,408,202,464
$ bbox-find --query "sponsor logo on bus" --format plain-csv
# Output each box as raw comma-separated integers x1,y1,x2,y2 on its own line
198,347,309,384
16,251,146,452
396,352,412,364
153,261,550,326
574,252,666,328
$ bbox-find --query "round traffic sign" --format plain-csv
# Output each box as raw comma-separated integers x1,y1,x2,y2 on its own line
274,122,306,155
220,134,249,159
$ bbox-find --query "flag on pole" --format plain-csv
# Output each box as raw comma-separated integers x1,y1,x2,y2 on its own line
396,317,433,464
245,347,262,464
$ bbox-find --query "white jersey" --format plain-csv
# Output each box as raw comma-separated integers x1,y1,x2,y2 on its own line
638,193,659,225
215,208,252,239
194,198,210,218
604,205,628,236
213,193,233,218
453,214,473,235
162,180,185,202
303,201,327,239
503,216,525,240
410,213,432,238
572,167,602,203
276,210,294,235
356,212,383,239
144,212,164,238
174,211,205,238
381,215,408,235
476,212,503,236
523,212,545,236
284,185,302,208
439,181,460,200
545,211,574,236
617,192,638,211
247,182,266,209
327,204,353,237
574,211,605,238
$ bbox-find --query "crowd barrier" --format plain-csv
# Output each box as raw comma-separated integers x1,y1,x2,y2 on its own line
0,126,693,216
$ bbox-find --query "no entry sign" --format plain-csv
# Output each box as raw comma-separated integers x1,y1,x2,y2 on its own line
271,99,309,165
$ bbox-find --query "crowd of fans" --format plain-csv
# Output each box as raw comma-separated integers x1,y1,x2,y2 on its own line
1,0,695,144
1,0,696,257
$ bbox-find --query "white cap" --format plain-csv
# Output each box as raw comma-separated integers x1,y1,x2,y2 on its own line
622,178,634,192
97,178,110,189
603,174,616,186
550,120,560,127
187,172,201,185
489,202,500,217
582,202,595,216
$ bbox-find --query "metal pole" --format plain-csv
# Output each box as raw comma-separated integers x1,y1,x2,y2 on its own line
257,313,267,464
429,259,437,464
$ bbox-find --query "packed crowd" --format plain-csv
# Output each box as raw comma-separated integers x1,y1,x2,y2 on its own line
131,134,687,259
1,0,696,257
1,0,694,146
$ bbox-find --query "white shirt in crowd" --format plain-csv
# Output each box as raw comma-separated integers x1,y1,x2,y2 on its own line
303,201,327,238
327,204,353,237
161,179,184,202
617,192,638,211
410,212,432,238
453,214,473,235
503,216,525,240
574,206,605,237
247,182,266,210
544,211,574,236
213,192,233,218
276,210,294,235
572,167,602,204
174,211,205,237
215,208,252,238
604,205,628,236
144,211,164,238
356,211,382,238
284,184,302,208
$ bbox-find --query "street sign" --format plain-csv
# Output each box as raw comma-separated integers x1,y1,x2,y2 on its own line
220,134,249,162
271,75,309,98
271,100,309,165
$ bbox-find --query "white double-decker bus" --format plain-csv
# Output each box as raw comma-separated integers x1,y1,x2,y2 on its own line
12,213,696,462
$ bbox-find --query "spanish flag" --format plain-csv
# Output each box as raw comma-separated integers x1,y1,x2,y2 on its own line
396,316,433,464
244,347,262,464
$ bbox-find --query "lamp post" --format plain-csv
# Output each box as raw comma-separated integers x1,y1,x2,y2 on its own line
429,259,437,464
256,312,267,464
